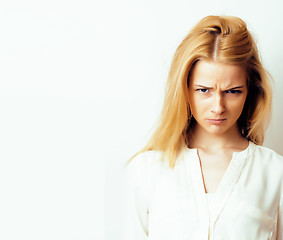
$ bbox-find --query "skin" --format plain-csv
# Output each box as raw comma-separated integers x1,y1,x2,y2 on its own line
188,59,250,193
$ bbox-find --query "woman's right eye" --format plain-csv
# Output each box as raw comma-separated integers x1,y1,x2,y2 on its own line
196,89,209,93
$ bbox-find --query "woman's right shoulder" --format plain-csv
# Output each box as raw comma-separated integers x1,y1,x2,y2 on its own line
127,150,165,169
124,150,165,187
125,150,168,177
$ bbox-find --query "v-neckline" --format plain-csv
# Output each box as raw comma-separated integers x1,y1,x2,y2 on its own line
183,141,252,221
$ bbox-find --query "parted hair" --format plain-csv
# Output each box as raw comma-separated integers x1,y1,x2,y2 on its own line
131,15,272,168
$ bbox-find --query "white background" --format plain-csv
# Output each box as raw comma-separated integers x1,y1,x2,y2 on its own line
0,0,282,239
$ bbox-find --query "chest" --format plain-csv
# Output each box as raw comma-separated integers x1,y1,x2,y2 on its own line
147,156,279,240
197,152,232,193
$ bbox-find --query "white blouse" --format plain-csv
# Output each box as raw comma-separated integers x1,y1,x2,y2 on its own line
122,142,283,240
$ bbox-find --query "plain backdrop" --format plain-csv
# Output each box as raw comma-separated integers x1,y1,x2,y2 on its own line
0,0,282,240
0,1,103,239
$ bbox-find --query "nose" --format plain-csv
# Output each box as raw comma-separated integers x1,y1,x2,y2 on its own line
211,93,225,115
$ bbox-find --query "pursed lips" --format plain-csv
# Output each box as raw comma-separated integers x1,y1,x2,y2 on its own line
207,118,226,124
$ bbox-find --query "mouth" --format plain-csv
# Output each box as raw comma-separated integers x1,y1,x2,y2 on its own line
207,119,226,124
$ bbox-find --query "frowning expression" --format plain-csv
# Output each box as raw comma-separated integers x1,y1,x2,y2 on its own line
188,60,248,136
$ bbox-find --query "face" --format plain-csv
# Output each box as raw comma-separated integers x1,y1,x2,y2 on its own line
188,60,248,136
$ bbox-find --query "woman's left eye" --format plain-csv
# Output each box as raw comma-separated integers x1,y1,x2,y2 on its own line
226,89,242,94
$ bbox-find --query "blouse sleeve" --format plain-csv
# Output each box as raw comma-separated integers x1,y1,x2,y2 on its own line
122,154,149,240
277,194,283,240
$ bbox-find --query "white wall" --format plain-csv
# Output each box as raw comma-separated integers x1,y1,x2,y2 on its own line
0,0,282,239
0,1,104,239
104,0,283,240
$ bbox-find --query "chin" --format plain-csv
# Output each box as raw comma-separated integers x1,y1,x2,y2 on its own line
205,123,237,136
195,119,239,136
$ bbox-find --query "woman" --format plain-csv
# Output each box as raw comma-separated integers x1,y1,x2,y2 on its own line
123,15,283,240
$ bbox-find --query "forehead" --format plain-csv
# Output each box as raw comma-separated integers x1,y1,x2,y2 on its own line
189,60,247,88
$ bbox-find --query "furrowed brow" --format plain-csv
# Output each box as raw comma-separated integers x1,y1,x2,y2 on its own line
226,86,244,90
194,85,213,88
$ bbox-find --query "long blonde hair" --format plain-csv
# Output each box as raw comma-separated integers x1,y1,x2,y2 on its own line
132,15,272,168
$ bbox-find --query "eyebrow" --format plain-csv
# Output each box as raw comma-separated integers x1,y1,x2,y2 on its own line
194,85,245,90
194,85,213,89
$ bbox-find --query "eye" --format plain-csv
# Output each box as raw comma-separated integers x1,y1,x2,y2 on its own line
196,88,209,93
225,89,242,94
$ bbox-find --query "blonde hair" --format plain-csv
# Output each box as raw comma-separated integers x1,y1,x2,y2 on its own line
131,15,272,168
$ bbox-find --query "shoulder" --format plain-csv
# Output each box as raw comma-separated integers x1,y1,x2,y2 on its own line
125,150,165,178
249,142,283,179
128,150,165,169
251,143,283,163
124,150,167,193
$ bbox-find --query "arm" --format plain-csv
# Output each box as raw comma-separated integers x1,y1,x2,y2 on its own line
122,155,149,239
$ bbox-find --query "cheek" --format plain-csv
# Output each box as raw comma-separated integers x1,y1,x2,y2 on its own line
189,99,208,117
228,98,247,114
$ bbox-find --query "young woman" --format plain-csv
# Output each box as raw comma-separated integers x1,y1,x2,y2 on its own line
123,15,283,240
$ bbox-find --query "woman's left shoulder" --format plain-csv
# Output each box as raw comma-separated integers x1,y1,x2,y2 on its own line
250,142,283,166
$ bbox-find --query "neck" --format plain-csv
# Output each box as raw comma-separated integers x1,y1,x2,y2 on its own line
188,124,248,153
